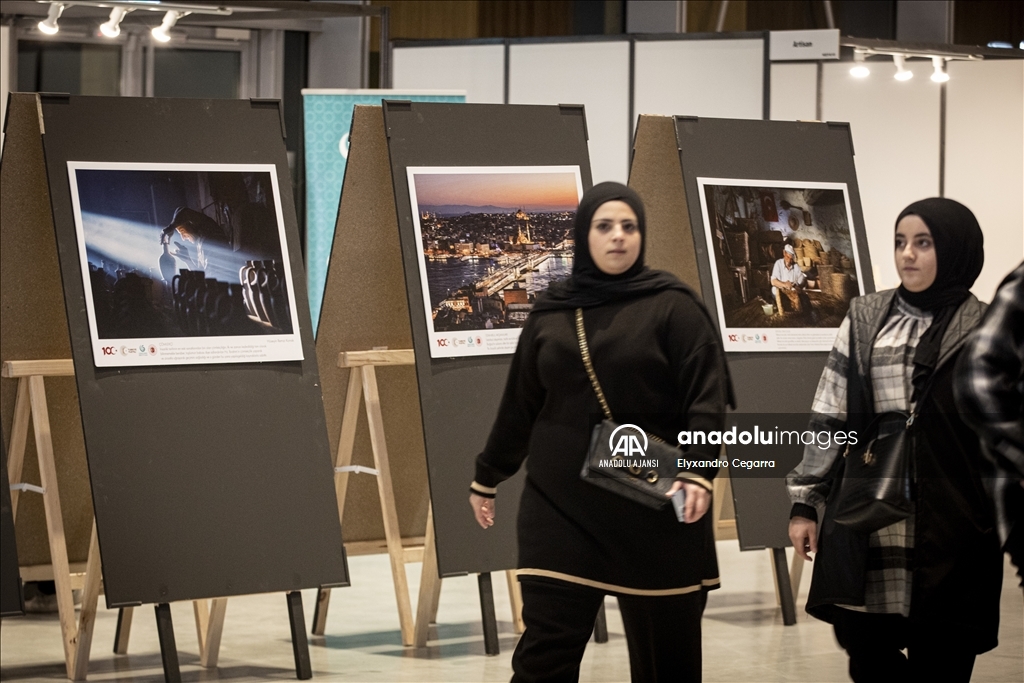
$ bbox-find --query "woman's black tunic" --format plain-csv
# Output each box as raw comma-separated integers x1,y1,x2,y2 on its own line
474,289,730,593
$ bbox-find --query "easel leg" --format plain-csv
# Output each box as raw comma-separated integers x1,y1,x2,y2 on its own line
311,588,331,636
29,375,77,676
286,591,312,680
155,603,182,683
790,552,805,601
193,599,210,658
194,598,227,668
71,520,102,681
314,366,365,636
7,377,30,519
592,601,609,644
478,573,500,656
114,607,134,654
201,599,228,668
711,474,729,540
771,548,797,626
414,503,443,647
362,366,415,646
769,549,781,606
505,569,524,635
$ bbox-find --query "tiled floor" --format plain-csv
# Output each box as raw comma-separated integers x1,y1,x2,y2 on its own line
1,541,1020,682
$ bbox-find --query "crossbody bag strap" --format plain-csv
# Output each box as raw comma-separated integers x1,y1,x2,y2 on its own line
575,308,614,421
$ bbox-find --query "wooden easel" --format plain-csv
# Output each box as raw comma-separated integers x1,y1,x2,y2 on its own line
3,359,245,680
4,359,102,681
311,349,526,650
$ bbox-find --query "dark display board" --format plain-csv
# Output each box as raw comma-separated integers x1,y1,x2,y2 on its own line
1,433,24,617
38,96,346,606
673,117,874,550
384,101,592,576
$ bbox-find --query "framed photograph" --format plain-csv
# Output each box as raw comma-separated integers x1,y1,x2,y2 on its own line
407,166,584,358
67,162,303,367
696,178,865,352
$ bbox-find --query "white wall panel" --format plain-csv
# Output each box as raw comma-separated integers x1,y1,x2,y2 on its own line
822,61,941,290
308,17,364,89
946,59,1024,301
770,63,817,121
509,41,631,184
393,44,505,104
633,39,764,121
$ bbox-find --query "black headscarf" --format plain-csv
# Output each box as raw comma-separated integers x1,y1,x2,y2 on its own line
532,182,688,311
894,198,984,402
532,182,735,407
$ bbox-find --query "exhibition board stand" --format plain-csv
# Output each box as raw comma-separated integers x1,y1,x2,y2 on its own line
314,104,538,654
0,93,348,681
628,114,875,625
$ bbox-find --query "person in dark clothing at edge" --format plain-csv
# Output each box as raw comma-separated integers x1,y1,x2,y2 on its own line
787,198,1003,683
468,182,734,683
955,260,1024,590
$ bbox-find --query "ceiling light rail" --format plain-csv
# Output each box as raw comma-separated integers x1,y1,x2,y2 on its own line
35,0,232,16
33,0,231,39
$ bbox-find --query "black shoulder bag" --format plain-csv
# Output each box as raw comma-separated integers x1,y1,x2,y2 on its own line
575,308,682,509
829,324,932,533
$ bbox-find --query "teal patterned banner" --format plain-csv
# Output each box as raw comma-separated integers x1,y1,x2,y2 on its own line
302,90,466,334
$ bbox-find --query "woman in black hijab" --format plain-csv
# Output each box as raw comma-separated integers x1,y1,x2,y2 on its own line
469,182,733,682
787,198,1002,682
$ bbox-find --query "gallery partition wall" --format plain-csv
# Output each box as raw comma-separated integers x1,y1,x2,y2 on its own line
394,33,768,184
393,33,1024,301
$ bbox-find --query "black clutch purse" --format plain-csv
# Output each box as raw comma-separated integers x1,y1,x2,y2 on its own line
830,411,915,533
574,309,679,510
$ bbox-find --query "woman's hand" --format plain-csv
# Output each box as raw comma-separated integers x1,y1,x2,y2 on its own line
667,481,711,523
789,517,818,561
469,493,495,529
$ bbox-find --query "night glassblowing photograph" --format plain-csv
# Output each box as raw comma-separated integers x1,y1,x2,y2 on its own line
68,163,303,366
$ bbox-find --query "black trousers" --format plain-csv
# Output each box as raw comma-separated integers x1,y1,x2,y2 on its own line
511,577,706,683
832,609,977,683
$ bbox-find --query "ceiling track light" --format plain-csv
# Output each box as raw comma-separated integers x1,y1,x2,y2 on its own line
38,3,65,35
893,54,913,81
849,50,870,78
931,56,950,83
152,10,186,43
99,6,130,38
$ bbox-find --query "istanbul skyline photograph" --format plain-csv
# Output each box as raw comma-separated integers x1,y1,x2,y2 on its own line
407,166,583,354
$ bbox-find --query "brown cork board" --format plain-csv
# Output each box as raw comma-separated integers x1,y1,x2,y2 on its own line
628,114,736,523
0,93,93,568
315,105,428,544
628,115,703,295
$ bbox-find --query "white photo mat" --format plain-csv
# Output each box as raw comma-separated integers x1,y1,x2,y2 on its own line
407,165,583,359
67,161,303,367
696,177,865,353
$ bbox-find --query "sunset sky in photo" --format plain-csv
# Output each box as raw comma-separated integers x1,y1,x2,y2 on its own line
413,169,581,212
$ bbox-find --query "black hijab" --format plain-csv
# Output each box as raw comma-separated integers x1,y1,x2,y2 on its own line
532,182,689,311
533,182,735,407
894,198,984,401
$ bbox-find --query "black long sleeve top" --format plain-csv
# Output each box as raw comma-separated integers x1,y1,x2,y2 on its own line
473,289,730,593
